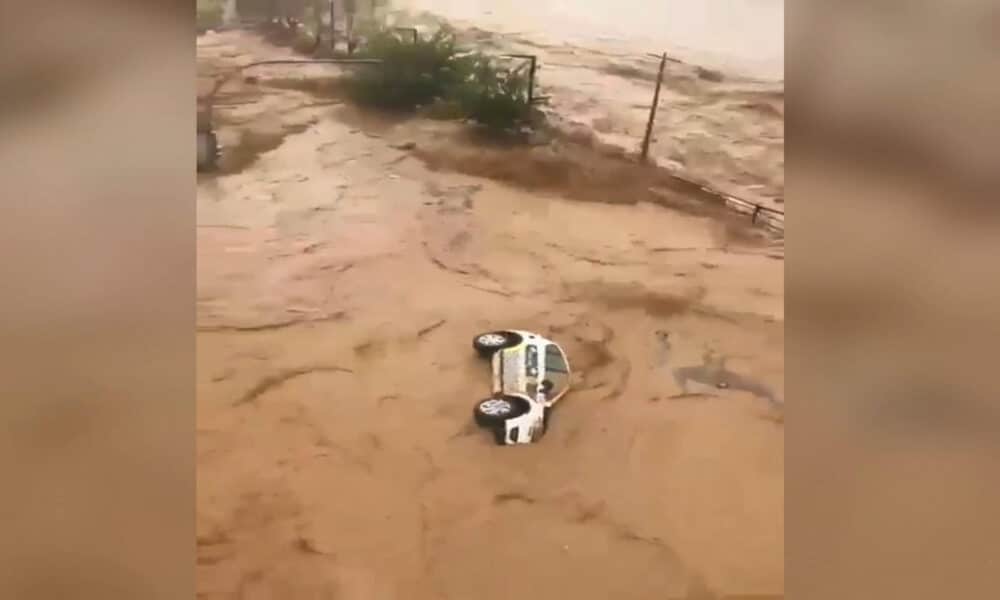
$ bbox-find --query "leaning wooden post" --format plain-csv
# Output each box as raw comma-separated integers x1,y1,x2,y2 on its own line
641,52,668,162
527,55,537,105
345,0,356,54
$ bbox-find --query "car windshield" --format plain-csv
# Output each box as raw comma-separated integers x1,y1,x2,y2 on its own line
545,344,568,373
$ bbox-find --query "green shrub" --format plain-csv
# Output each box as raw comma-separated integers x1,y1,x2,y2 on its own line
348,28,467,110
451,53,531,131
346,27,534,132
291,31,321,55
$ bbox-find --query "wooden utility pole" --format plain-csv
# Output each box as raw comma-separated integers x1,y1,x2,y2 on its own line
345,0,356,54
641,52,668,162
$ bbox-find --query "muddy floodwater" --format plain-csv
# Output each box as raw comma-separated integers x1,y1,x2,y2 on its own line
197,14,783,600
394,0,784,80
384,1,785,213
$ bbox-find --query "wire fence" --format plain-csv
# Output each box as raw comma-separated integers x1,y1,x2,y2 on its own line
635,51,783,234
715,188,785,234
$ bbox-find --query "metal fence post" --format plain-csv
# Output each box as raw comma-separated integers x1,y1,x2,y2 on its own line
503,54,539,105
641,52,667,162
526,55,537,104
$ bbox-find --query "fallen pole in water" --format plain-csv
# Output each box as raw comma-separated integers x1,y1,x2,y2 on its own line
204,58,383,105
641,52,668,162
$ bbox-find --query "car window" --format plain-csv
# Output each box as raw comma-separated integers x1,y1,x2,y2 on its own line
524,344,540,378
545,344,568,373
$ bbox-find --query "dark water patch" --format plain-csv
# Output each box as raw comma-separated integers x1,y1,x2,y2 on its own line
672,361,781,407
217,120,316,174
564,281,707,320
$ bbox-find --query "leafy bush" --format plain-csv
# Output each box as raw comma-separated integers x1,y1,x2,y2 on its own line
291,30,321,55
451,53,531,131
347,28,533,132
349,28,467,110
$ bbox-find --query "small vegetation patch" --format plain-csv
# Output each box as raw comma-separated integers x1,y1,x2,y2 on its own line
451,53,532,132
348,28,466,110
346,27,535,133
218,121,316,175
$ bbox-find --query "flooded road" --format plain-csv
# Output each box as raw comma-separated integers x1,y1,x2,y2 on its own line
197,28,783,600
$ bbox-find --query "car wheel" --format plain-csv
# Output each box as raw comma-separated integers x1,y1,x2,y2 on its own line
493,425,508,446
473,331,519,357
197,131,219,172
473,396,527,427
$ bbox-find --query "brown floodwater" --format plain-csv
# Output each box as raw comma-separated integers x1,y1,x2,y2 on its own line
197,26,783,600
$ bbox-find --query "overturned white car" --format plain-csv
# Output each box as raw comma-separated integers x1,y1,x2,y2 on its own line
472,330,572,445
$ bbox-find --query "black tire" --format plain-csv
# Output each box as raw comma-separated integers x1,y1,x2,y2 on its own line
473,396,528,427
472,331,520,358
493,425,508,446
197,131,219,172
